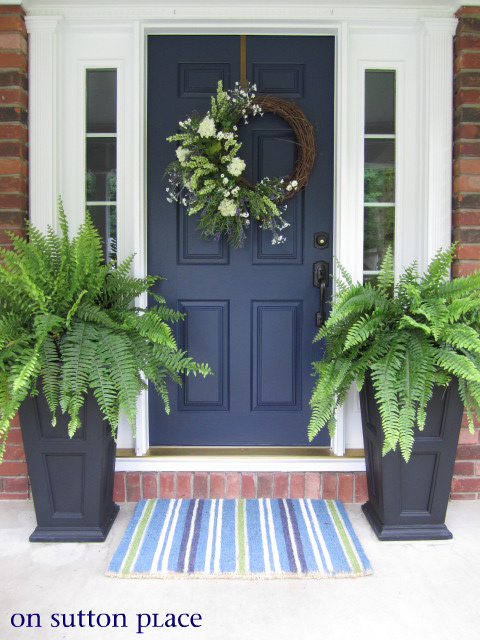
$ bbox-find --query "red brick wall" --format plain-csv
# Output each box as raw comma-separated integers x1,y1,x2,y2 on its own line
113,471,369,503
0,5,28,500
452,6,480,499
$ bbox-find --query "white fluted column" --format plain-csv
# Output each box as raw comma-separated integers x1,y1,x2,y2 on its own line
421,18,457,265
25,16,63,232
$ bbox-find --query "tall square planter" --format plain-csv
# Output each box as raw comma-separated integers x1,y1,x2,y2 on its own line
18,389,119,542
359,374,463,541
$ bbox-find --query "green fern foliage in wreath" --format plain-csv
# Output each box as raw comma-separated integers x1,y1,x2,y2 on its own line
308,246,480,462
0,201,211,461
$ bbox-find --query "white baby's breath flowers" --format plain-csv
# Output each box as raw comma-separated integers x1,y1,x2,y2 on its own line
175,147,189,163
227,157,246,177
198,115,216,138
218,198,237,217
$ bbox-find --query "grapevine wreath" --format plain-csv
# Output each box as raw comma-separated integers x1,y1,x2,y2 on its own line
165,81,316,249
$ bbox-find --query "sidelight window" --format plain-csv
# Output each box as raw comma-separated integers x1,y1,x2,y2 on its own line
85,69,117,261
363,70,396,282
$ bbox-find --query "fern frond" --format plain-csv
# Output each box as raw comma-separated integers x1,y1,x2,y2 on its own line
370,338,404,454
376,245,395,294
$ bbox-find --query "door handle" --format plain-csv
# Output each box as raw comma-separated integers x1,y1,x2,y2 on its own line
313,261,329,327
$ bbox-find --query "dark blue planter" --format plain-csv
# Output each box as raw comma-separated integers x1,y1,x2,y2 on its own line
360,374,463,541
18,389,119,542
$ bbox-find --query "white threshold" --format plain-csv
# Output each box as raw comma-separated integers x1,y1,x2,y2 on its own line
115,454,366,473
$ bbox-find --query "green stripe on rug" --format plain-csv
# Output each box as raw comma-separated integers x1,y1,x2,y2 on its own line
237,498,246,574
122,499,155,575
326,500,362,575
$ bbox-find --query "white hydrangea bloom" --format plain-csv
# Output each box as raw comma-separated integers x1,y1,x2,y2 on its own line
227,157,246,177
218,198,237,217
175,147,189,163
198,115,216,138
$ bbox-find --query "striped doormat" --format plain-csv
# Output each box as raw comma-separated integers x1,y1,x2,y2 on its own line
107,499,371,579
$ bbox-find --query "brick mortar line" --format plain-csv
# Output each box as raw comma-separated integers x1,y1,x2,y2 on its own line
0,115,28,121
0,69,27,75
0,105,27,111
0,222,28,226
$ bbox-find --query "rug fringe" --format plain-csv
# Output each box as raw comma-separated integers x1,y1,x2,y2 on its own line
105,569,373,580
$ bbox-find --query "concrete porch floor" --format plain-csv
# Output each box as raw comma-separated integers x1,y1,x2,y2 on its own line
1,500,479,640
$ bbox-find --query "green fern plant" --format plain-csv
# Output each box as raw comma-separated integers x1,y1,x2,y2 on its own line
308,245,480,462
0,201,211,461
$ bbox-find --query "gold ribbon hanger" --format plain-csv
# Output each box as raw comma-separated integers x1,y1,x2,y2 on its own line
240,35,247,88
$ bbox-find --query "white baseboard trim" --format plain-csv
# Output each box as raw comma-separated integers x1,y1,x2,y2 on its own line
115,456,366,473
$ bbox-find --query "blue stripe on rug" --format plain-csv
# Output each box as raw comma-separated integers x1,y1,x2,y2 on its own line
107,499,372,579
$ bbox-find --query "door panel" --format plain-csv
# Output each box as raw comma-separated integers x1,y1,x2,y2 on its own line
147,35,334,446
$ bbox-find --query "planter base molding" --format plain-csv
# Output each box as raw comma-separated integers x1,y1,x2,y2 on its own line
361,501,453,541
28,503,120,543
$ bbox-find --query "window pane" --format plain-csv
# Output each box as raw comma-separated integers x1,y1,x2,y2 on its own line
86,139,116,201
87,205,117,262
364,140,395,203
365,71,395,135
363,206,394,272
86,70,117,133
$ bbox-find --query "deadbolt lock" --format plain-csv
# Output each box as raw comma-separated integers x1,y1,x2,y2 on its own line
314,232,329,249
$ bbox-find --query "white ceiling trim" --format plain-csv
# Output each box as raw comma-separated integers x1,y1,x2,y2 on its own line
20,1,462,22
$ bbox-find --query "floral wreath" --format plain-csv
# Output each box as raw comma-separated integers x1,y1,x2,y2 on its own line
165,81,316,249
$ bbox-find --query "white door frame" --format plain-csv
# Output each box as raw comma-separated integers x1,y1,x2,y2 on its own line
25,4,456,471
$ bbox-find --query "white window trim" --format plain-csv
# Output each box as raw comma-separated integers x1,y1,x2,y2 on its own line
25,5,456,472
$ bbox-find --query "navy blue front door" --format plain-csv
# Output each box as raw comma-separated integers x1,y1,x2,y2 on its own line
147,36,334,446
